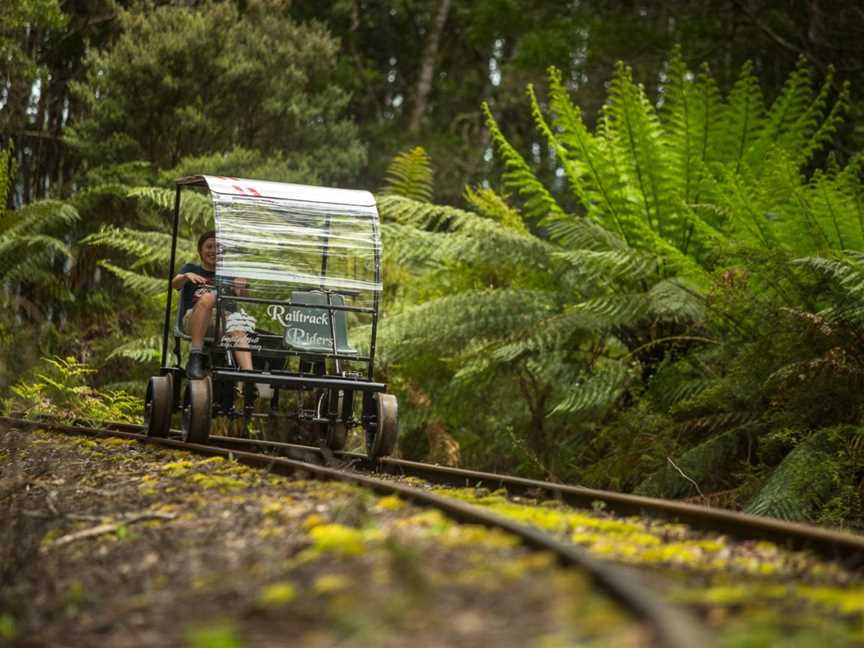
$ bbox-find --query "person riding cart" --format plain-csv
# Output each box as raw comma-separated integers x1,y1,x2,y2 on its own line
143,176,398,459
171,230,255,380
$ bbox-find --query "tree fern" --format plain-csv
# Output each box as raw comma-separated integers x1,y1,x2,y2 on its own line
463,186,529,234
745,432,841,521
107,335,162,363
98,261,167,297
374,51,862,499
84,226,188,268
128,186,214,228
380,147,434,203
635,427,747,498
551,362,631,415
482,100,570,228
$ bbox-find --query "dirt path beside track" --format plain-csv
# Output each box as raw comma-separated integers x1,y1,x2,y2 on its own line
0,426,645,648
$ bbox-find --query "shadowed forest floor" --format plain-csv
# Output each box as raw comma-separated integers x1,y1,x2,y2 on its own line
0,426,645,647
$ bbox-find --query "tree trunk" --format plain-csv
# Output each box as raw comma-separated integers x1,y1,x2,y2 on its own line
407,0,451,134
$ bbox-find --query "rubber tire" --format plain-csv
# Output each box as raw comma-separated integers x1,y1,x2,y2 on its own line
182,377,212,444
144,375,173,438
367,392,398,459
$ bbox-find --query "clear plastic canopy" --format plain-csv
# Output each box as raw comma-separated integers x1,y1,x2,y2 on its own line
180,176,382,310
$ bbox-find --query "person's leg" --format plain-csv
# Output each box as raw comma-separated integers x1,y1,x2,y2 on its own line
186,292,216,379
189,291,216,349
224,309,255,371
232,343,254,370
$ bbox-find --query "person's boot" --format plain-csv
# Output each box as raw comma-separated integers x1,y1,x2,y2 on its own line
186,351,207,380
242,382,258,405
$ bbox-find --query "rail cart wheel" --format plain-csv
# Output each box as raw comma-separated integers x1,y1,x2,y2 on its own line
326,420,348,451
317,390,347,451
144,375,173,438
367,393,398,459
182,377,212,444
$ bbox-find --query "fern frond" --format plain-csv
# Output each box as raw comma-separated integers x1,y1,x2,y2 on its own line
378,289,558,362
377,194,557,270
128,186,214,228
551,361,631,415
482,101,569,227
634,427,746,498
546,68,635,248
107,335,163,363
98,261,167,297
661,48,699,203
85,226,183,268
0,200,79,238
564,293,652,331
463,186,529,234
604,61,678,240
744,432,841,521
718,60,765,172
554,248,657,285
648,279,705,322
381,147,434,203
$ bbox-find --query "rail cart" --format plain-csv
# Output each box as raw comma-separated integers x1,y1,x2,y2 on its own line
143,176,398,458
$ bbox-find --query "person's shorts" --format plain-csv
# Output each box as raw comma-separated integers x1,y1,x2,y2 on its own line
182,308,217,338
182,299,256,339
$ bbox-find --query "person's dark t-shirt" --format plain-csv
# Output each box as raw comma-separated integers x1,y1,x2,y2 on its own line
178,263,215,316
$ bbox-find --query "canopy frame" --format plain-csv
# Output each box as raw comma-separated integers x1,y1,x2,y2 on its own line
160,175,383,386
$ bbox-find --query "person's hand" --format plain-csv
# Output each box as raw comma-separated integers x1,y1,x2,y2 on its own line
185,272,209,285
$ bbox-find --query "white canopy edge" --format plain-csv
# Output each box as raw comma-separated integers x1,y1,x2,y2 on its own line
176,175,377,207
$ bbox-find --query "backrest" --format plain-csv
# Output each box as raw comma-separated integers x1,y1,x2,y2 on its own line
284,290,356,355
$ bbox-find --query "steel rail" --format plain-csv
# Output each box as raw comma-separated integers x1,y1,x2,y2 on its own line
12,415,864,567
163,429,864,567
1,416,710,648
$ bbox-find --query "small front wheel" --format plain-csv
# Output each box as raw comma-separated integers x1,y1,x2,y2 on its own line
366,392,398,459
144,375,173,438
182,377,212,444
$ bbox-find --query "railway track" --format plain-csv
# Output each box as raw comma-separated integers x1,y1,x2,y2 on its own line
63,416,864,567
216,436,864,568
1,415,710,648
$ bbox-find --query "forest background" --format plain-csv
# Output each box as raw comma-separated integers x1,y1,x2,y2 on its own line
4,0,864,529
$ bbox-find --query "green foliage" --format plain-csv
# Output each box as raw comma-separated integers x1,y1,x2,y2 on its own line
381,147,434,202
0,0,67,134
71,1,364,184
744,431,843,521
0,146,12,215
3,356,141,423
375,49,864,531
128,187,214,230
463,186,529,234
107,336,163,364
635,428,748,498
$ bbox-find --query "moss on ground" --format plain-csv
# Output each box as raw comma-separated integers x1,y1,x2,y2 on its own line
2,427,644,647
431,486,864,646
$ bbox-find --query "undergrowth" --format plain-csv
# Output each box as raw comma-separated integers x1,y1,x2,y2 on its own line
2,356,141,424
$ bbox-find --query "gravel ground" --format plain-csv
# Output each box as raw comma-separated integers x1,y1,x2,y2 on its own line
0,425,648,648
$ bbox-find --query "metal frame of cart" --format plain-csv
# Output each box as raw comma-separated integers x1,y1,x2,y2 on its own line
143,175,398,458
